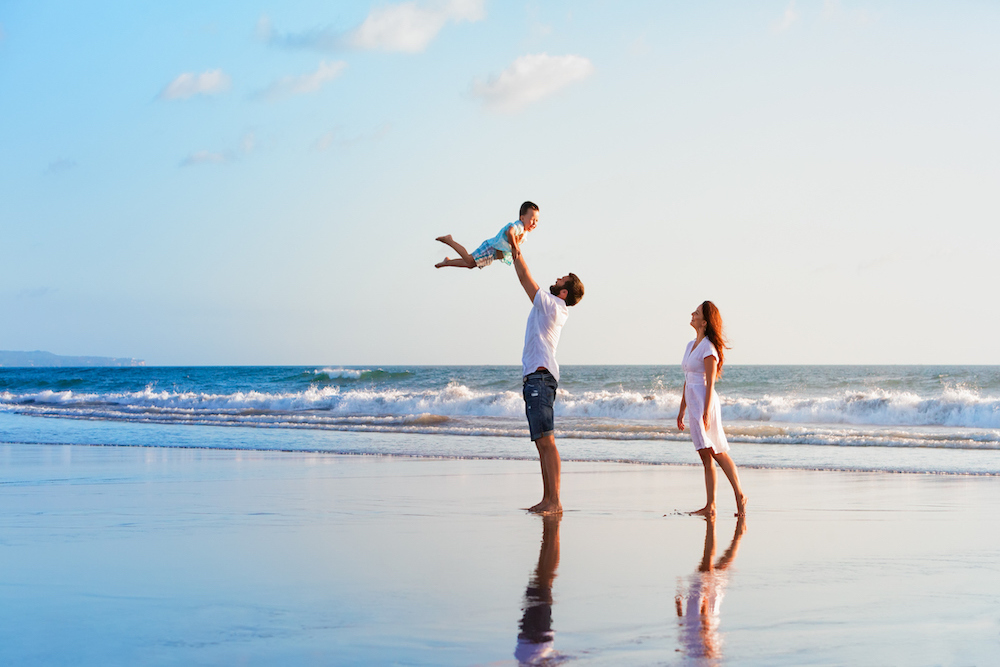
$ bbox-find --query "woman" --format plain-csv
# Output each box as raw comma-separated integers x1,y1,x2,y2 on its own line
677,301,747,517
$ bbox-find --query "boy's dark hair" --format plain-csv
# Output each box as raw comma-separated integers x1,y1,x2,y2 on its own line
519,201,539,218
563,273,584,307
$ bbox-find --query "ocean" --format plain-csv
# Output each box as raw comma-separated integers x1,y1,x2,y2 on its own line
3,365,1000,475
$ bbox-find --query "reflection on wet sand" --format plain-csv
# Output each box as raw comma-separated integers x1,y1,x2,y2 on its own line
675,514,746,661
515,514,565,666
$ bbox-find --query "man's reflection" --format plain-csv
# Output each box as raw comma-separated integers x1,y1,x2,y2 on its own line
675,514,746,661
515,514,564,666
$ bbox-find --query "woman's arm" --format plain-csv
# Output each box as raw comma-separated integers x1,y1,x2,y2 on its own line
702,355,718,430
677,382,687,431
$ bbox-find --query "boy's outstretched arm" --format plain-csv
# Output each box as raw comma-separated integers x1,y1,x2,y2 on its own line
514,254,539,303
506,226,521,260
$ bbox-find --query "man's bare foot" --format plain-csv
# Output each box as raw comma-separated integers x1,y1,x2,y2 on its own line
736,495,748,517
435,235,452,244
434,258,450,268
527,501,562,515
689,505,716,517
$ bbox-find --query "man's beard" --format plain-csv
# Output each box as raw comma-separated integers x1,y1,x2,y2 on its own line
549,283,562,297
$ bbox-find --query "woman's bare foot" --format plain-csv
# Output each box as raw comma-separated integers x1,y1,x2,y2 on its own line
689,505,716,517
736,495,748,517
435,235,453,244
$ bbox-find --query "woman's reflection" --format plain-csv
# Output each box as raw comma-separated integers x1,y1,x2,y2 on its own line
515,514,564,666
675,514,746,661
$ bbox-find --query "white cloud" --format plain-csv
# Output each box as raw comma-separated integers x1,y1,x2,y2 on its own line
256,60,347,101
472,53,594,113
160,69,231,101
180,151,230,167
240,132,256,154
823,0,876,26
260,0,483,54
773,0,800,33
180,132,254,167
348,0,483,52
858,252,899,272
314,123,391,151
256,15,274,42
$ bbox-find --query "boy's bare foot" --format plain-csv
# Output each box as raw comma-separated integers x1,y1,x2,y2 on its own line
689,505,716,517
434,258,450,268
435,235,453,244
736,495,749,517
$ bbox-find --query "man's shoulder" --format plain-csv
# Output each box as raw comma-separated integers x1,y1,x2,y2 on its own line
534,290,568,315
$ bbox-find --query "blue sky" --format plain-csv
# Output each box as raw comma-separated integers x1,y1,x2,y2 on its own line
1,1,998,365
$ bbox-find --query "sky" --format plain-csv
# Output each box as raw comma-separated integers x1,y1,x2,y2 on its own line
1,0,999,366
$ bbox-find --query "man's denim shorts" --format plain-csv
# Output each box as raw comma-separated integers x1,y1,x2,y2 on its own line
523,370,558,441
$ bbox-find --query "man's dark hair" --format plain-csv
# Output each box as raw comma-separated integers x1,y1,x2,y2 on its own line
519,201,539,218
563,273,584,307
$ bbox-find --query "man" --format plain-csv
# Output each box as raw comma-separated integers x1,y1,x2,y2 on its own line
514,251,584,515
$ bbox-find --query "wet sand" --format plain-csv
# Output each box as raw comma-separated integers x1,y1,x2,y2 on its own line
2,441,999,665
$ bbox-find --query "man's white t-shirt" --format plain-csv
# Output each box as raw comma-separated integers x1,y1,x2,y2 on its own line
522,289,569,382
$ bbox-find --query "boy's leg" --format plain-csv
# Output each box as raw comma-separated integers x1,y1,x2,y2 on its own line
435,257,476,269
435,235,476,267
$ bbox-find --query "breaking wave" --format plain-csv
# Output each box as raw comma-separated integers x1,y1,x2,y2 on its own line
2,383,1000,451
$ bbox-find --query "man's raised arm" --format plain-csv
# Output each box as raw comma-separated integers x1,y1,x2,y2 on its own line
514,253,539,304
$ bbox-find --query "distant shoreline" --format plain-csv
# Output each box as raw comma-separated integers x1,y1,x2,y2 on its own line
0,350,145,368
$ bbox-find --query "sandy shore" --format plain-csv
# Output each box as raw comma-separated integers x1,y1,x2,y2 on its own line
2,441,999,665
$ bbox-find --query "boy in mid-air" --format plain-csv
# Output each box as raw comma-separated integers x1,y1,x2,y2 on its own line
435,201,539,269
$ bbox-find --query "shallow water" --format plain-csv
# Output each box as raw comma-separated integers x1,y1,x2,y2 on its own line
2,444,999,665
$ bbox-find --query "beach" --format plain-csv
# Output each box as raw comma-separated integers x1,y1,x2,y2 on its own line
3,433,999,665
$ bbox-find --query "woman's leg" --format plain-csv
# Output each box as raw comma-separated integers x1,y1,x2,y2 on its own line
712,451,747,517
690,448,716,516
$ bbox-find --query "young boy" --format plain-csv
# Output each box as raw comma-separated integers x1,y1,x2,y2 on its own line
435,201,539,269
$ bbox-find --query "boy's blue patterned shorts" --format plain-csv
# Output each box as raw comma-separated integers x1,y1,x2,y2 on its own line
523,370,557,441
471,241,496,268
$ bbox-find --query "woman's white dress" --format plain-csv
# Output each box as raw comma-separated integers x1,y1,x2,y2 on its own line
682,338,730,453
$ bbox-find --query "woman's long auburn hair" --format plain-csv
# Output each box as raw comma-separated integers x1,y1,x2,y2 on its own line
701,300,729,372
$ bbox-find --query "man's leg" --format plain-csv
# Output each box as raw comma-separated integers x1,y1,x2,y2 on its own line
530,434,562,515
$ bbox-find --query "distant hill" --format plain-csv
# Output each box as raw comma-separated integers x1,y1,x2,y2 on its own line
0,350,146,368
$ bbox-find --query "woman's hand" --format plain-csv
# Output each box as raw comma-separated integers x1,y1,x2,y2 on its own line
676,413,685,431
702,410,710,430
